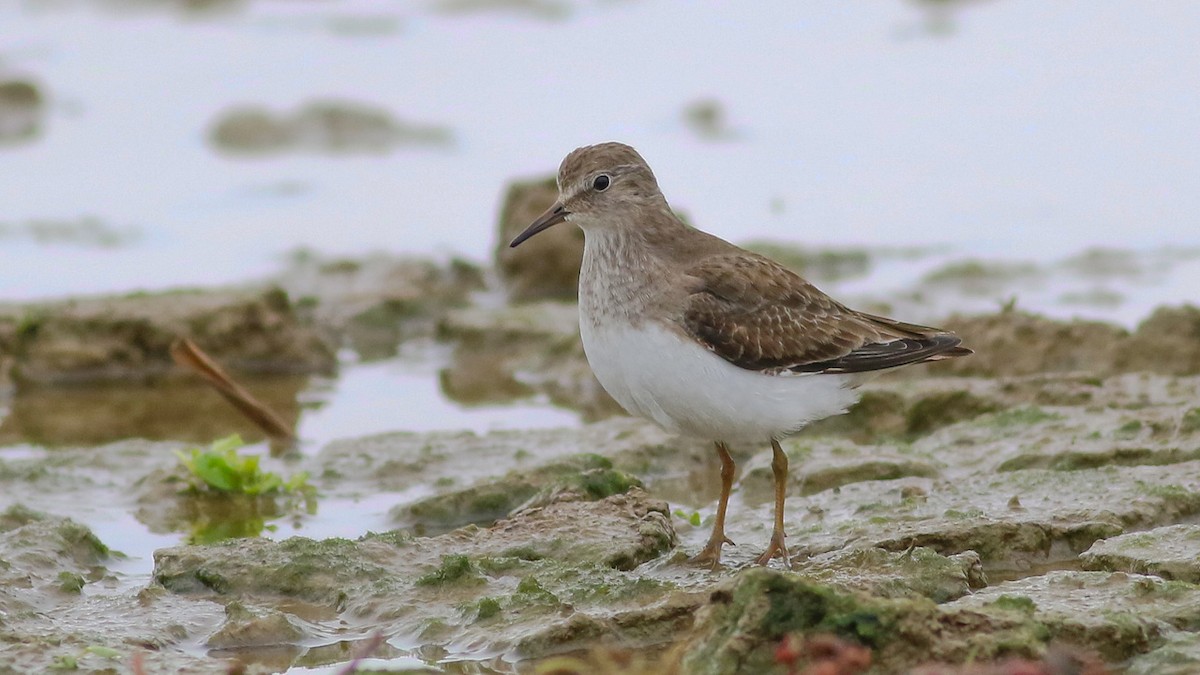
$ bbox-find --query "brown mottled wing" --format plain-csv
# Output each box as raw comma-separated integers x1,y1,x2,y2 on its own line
681,254,969,374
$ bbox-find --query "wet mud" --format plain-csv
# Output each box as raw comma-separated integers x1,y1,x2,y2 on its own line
1,245,1199,672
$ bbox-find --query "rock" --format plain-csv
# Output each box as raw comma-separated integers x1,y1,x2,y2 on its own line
205,600,306,649
0,79,44,144
1081,525,1200,583
794,547,985,603
393,452,643,536
153,489,687,660
932,311,1127,377
932,305,1200,378
0,504,114,615
677,566,1053,674
945,571,1200,661
1121,305,1200,375
209,100,452,155
494,175,584,301
2,287,335,386
0,505,225,671
277,252,484,360
1126,631,1200,675
742,460,1200,571
741,445,939,498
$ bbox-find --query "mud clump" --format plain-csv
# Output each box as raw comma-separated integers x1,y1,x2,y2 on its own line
803,388,1000,442
676,567,1047,674
933,305,1200,378
277,252,484,360
152,489,686,661
1081,525,1200,583
209,100,453,155
1119,306,1200,375
494,175,583,302
0,78,45,145
394,452,643,535
0,287,335,387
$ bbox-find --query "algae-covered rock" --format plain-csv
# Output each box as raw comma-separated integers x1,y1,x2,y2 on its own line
682,567,1200,673
153,489,682,661
794,547,985,603
277,252,483,360
776,461,1200,568
1082,525,1200,583
1121,305,1200,376
933,311,1126,377
740,445,939,499
4,287,334,386
946,571,1200,661
1126,631,1200,675
0,504,117,614
0,506,226,671
934,305,1200,378
315,418,682,495
679,567,923,674
205,600,307,649
394,452,642,535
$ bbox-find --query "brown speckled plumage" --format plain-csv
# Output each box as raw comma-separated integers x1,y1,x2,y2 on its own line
682,252,971,374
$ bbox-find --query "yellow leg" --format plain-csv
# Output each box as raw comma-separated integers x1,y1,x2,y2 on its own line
755,439,792,567
689,441,736,567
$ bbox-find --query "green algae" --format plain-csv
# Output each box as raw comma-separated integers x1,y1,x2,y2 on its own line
999,447,1200,472
473,596,502,621
1115,420,1145,440
398,452,643,535
990,594,1037,614
1181,408,1200,435
988,406,1064,428
905,390,1000,437
416,554,483,587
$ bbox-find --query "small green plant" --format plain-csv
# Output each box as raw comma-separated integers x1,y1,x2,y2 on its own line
175,435,311,496
673,508,702,527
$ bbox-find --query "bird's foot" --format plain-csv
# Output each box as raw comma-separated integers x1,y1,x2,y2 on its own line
755,530,791,568
688,535,735,570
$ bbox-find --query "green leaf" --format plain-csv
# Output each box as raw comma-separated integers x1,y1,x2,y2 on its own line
85,645,121,659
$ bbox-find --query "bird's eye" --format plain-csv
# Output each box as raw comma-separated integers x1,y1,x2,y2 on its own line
592,174,611,192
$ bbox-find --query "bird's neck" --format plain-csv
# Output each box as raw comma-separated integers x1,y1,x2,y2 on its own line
578,225,673,328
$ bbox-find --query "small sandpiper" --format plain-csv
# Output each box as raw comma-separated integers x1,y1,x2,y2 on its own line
510,142,972,566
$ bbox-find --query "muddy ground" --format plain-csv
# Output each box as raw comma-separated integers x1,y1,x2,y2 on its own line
1,239,1199,673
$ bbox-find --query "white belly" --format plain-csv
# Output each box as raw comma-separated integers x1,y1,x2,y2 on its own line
580,320,861,442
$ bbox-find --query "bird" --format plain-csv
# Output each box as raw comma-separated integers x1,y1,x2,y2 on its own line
509,142,971,566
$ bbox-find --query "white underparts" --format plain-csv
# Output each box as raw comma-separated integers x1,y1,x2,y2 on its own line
580,320,861,442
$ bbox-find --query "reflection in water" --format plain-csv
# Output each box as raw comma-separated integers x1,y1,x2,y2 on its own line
0,375,307,448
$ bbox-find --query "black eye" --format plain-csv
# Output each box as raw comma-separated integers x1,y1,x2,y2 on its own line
592,174,611,192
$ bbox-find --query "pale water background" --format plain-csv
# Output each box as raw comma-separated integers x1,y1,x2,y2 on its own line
1,0,1197,321
2,1,1200,439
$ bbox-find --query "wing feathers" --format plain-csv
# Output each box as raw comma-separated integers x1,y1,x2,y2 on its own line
681,254,971,375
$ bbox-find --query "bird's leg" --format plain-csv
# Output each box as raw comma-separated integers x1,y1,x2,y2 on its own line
755,439,792,567
689,441,736,567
